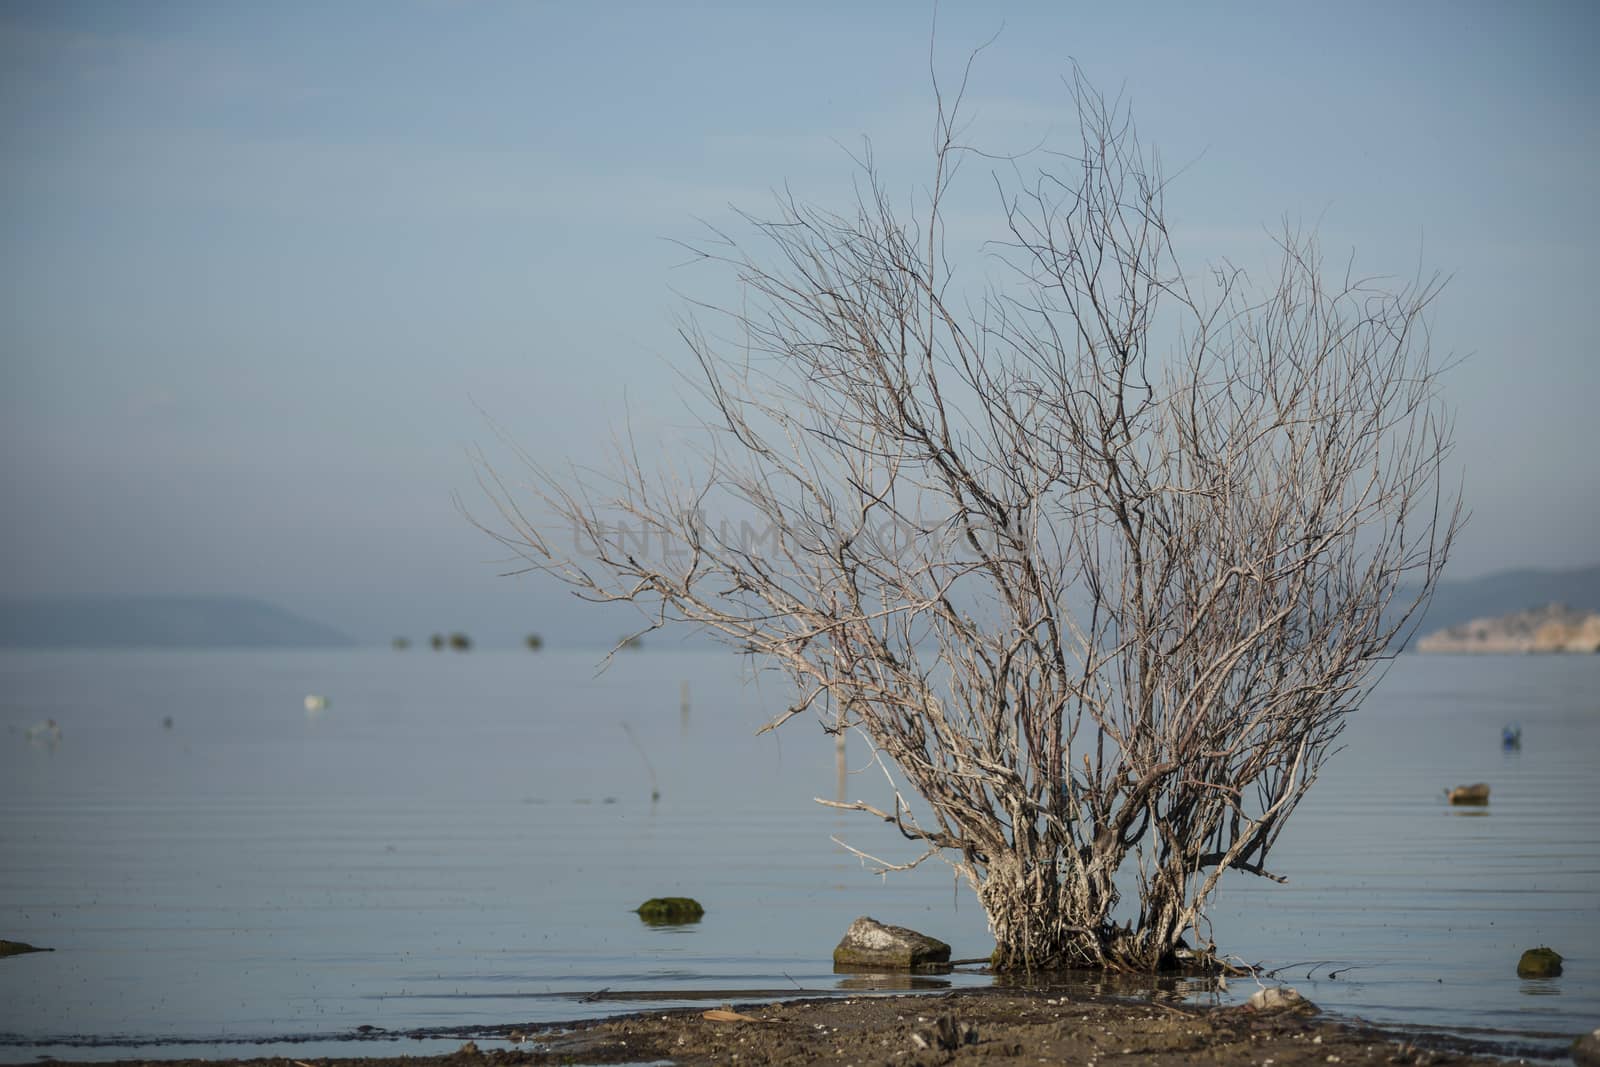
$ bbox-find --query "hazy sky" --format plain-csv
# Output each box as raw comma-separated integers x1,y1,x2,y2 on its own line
2,1,1595,645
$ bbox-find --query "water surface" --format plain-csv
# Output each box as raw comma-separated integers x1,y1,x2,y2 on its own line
1,649,1594,1059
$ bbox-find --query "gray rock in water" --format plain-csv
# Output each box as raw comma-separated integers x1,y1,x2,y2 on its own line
1572,1028,1600,1067
833,916,951,972
1246,986,1317,1014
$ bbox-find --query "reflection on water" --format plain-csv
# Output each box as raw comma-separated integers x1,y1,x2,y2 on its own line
1518,979,1562,997
0,649,1596,1061
988,968,1219,1002
833,974,952,992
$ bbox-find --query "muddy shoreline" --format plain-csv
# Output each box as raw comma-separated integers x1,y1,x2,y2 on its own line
39,985,1570,1066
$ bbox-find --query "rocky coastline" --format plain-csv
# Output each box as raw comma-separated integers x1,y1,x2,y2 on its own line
1416,602,1600,654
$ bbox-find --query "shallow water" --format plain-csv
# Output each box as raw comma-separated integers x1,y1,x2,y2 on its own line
0,648,1595,1060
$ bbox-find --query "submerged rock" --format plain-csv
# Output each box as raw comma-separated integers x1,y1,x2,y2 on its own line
833,916,951,972
1516,946,1563,978
1446,783,1490,805
635,897,705,924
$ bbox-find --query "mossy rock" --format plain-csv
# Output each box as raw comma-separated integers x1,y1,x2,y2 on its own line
635,897,705,924
0,940,52,958
1517,946,1563,978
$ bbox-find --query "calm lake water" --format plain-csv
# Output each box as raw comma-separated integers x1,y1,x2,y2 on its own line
1,648,1595,1060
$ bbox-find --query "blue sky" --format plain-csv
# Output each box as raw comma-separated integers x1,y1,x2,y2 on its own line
2,1,1595,644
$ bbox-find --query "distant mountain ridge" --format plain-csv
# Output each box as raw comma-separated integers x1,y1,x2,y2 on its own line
0,595,356,649
2,565,1593,652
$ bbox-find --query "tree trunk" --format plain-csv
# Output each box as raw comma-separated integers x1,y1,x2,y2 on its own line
979,861,1103,972
978,857,1190,973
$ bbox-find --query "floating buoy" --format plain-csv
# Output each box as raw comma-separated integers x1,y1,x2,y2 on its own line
23,719,61,745
304,695,329,716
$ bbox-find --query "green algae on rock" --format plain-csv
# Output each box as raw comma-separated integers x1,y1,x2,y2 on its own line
1516,946,1563,977
635,897,705,924
0,939,52,957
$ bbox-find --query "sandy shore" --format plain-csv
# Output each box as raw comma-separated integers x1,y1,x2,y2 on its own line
56,985,1554,1066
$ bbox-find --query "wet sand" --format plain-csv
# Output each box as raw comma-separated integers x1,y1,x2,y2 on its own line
60,985,1557,1066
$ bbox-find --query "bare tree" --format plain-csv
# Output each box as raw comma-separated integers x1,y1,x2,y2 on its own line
477,68,1460,972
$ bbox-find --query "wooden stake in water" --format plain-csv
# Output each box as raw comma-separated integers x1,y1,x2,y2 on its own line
620,722,661,803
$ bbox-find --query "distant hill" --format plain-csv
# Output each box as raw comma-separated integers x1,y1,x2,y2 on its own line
0,595,357,649
1409,565,1600,640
